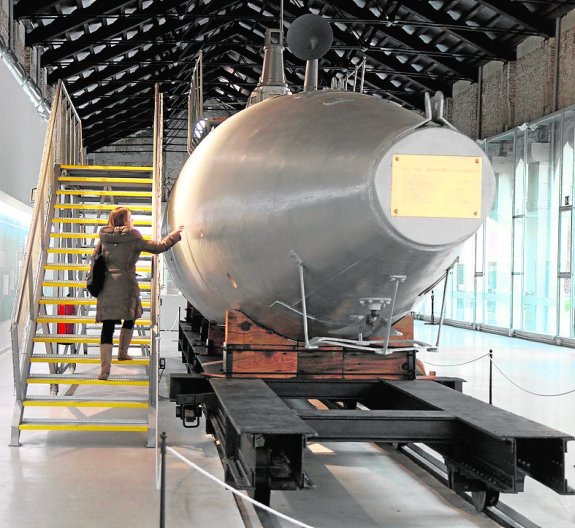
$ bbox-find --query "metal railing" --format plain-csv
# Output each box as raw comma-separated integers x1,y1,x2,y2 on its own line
10,80,83,444
148,83,164,448
187,51,204,154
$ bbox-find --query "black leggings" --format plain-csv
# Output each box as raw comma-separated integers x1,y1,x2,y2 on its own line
100,319,135,344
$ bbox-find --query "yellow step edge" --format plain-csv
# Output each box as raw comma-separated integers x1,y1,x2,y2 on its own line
48,248,96,255
59,177,153,184
19,424,149,432
47,248,153,255
39,298,151,307
55,204,153,211
33,336,151,345
23,400,149,408
27,378,149,386
30,357,150,364
50,233,152,240
60,164,153,172
57,190,153,197
44,264,151,272
52,218,152,226
42,281,151,290
36,316,151,325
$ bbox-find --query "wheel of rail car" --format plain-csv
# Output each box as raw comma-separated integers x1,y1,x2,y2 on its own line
471,489,499,512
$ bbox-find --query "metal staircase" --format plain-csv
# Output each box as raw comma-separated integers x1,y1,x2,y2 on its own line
10,81,163,447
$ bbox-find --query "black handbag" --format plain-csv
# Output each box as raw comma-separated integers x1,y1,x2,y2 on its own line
86,243,107,297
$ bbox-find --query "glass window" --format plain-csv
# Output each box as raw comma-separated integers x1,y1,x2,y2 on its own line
415,104,575,342
512,216,524,330
558,278,572,337
484,136,514,327
521,119,559,335
561,110,575,208
559,209,571,274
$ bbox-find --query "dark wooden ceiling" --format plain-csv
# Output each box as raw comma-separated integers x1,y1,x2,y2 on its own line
14,0,574,152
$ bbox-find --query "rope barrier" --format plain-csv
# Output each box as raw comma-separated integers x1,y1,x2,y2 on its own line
166,446,317,528
489,360,575,397
423,350,575,397
424,353,491,367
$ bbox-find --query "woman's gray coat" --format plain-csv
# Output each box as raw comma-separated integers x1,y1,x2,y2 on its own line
93,226,181,322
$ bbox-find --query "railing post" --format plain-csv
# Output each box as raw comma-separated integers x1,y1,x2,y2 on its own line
159,432,167,527
148,83,163,448
489,349,493,405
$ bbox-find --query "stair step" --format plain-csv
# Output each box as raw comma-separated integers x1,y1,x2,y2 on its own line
47,248,96,255
50,233,152,240
34,334,151,345
39,297,151,307
27,373,149,386
30,354,150,364
44,343,151,349
36,315,151,325
19,418,148,432
47,248,152,257
55,203,152,212
52,217,152,226
24,395,149,408
59,176,153,185
57,190,153,198
42,280,151,290
60,164,153,173
44,263,151,272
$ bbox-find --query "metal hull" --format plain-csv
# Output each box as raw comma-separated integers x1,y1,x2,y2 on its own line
165,91,495,340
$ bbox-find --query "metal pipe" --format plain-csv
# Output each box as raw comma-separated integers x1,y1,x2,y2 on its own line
553,16,561,113
290,251,313,348
476,65,483,139
383,276,405,353
360,57,366,94
8,0,14,50
435,261,457,347
303,59,318,91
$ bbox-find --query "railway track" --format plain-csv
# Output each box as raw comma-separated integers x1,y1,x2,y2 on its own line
230,439,543,528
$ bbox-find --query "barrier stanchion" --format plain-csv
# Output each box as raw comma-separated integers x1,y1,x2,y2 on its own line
160,432,167,528
488,349,493,405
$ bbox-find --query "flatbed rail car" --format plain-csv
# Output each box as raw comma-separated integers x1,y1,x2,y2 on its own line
170,316,573,511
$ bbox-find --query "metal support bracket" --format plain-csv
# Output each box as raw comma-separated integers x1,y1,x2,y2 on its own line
380,275,406,355
289,250,317,349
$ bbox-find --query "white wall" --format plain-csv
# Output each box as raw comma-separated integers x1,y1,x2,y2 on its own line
0,59,47,352
0,60,47,204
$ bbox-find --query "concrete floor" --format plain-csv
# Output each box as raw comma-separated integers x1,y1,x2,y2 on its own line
1,322,574,527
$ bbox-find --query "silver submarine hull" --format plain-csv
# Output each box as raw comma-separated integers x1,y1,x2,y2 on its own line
165,90,496,341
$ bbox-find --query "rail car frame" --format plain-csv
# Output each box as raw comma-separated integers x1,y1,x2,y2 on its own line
169,320,573,511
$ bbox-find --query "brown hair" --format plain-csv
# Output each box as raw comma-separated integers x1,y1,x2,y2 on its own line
107,207,131,227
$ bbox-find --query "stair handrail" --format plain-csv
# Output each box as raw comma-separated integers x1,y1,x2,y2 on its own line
187,51,204,154
10,80,84,404
149,83,164,447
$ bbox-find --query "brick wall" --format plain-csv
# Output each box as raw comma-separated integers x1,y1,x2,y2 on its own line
451,82,477,138
450,18,575,140
0,6,49,101
514,42,555,125
558,25,575,109
92,134,189,200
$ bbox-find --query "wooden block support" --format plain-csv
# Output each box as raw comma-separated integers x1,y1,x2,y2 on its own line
224,310,415,380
